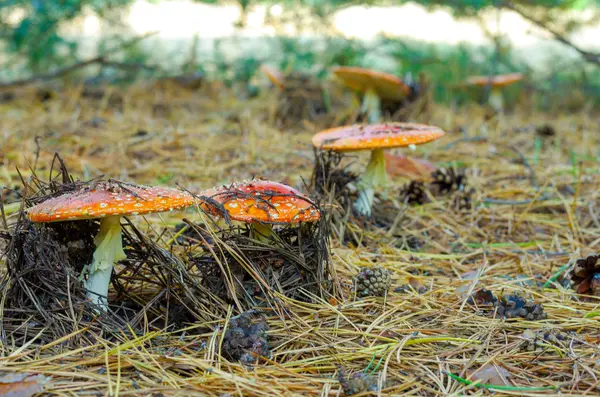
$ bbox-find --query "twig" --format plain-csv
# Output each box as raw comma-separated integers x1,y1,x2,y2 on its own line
33,136,41,172
507,144,538,188
0,31,159,89
98,60,160,72
482,198,534,205
503,1,599,66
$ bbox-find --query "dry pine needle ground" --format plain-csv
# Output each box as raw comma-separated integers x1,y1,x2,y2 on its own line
0,83,599,396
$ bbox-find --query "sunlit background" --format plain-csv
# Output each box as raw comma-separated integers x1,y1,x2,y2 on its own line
1,0,599,107
68,0,600,70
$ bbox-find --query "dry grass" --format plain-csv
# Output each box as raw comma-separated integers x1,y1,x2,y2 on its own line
0,82,599,396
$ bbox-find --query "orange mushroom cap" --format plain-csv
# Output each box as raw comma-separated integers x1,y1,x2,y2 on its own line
200,180,320,224
332,66,410,101
27,182,195,223
260,65,285,90
312,123,445,152
466,72,524,88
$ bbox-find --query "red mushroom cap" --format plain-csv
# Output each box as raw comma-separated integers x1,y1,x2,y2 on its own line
27,181,195,223
312,123,445,152
200,180,320,224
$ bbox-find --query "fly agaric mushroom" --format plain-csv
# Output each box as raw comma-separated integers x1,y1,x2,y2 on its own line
332,66,410,123
465,72,524,112
260,65,285,90
200,180,320,240
312,123,445,217
26,181,195,310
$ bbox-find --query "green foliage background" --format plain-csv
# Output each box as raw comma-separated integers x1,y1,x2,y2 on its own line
0,0,598,108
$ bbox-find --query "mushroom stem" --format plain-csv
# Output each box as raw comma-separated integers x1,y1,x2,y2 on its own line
250,222,275,242
85,215,126,310
354,148,388,217
362,87,381,123
488,87,504,112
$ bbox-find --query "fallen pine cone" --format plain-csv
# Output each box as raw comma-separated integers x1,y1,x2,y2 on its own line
399,181,427,205
431,167,468,195
221,310,269,366
496,293,547,321
566,254,600,296
337,366,381,396
355,266,392,297
520,328,570,352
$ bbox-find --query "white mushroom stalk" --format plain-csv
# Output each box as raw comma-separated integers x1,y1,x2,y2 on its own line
354,148,388,217
488,87,504,113
362,87,381,124
84,216,126,308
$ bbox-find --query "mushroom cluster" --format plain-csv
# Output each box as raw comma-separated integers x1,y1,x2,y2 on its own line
12,66,463,331
23,178,323,311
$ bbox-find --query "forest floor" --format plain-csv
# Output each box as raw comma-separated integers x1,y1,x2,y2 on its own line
0,82,599,396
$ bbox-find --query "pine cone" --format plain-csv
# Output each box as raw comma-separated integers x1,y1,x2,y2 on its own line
222,310,269,366
399,181,427,205
496,293,547,321
535,124,556,138
567,254,600,296
431,167,468,195
453,187,475,211
337,366,380,396
521,328,568,352
355,266,392,297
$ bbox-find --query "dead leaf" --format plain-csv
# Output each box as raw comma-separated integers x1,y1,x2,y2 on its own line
460,270,478,280
470,364,510,386
408,277,427,293
0,373,50,397
385,153,436,181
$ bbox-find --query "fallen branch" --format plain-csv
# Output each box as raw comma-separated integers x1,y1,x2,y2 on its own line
0,31,159,89
503,1,599,66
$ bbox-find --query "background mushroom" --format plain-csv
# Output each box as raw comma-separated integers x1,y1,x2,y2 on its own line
260,65,285,90
26,181,195,310
465,72,524,112
312,123,445,217
331,66,410,123
200,180,320,241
